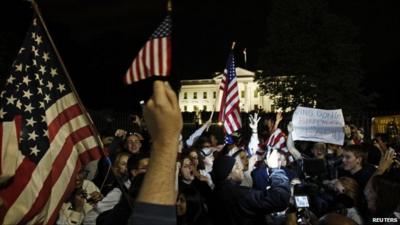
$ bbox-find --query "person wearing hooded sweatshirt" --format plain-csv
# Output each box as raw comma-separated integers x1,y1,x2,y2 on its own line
209,149,290,225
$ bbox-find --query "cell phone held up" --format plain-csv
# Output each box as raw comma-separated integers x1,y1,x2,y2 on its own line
294,195,310,225
294,195,309,208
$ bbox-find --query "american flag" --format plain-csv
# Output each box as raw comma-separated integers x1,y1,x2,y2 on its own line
124,15,172,84
0,16,102,225
218,53,242,134
256,128,293,163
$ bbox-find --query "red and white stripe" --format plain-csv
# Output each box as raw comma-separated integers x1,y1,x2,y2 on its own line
257,128,288,161
0,93,102,225
124,36,171,84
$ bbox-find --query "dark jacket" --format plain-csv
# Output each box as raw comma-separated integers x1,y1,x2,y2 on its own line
338,164,376,191
210,169,290,225
128,203,177,225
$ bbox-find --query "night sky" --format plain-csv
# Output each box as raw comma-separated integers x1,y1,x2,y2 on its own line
1,0,399,111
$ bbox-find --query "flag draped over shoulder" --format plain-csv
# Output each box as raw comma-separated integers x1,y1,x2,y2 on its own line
218,53,242,134
124,15,172,84
0,16,102,225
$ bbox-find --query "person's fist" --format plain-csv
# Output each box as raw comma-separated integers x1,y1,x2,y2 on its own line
143,81,182,146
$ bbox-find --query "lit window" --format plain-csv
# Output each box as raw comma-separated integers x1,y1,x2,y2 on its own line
203,92,207,99
193,92,197,99
213,91,216,99
184,92,187,99
254,90,258,98
241,91,245,98
184,106,187,111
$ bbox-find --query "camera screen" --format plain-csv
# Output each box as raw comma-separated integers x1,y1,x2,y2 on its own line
294,195,309,208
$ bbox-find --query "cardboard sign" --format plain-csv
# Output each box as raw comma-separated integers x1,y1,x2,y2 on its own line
292,106,345,145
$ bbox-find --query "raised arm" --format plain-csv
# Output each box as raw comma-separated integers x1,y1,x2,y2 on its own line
185,119,211,147
137,81,182,204
273,111,283,132
248,113,261,156
286,122,302,160
129,81,182,225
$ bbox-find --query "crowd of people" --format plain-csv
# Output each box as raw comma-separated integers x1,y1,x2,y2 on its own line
54,81,399,225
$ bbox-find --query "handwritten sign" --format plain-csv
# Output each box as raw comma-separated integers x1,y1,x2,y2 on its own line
292,106,345,145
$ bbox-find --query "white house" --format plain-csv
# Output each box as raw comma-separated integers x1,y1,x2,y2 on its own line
179,67,275,112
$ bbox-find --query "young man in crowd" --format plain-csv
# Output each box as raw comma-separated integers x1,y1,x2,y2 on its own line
340,145,376,190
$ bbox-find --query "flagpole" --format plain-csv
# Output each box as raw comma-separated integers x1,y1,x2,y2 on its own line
243,48,247,68
30,0,105,152
221,41,236,117
212,41,234,137
206,109,214,132
216,41,236,122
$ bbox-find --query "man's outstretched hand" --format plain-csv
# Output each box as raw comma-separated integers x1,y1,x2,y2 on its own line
249,113,260,133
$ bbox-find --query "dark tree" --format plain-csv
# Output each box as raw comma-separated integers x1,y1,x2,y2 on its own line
256,0,373,112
